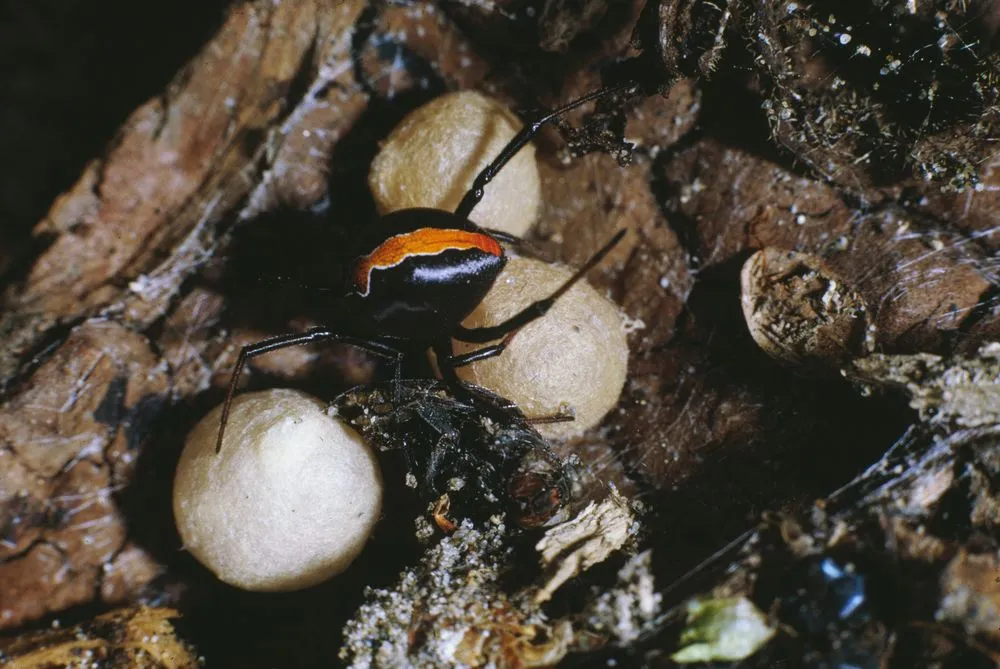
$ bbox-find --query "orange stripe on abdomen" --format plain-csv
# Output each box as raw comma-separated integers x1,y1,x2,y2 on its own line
353,228,503,296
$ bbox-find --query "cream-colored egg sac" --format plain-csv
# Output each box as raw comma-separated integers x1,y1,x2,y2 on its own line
454,257,629,440
173,389,382,592
368,90,541,237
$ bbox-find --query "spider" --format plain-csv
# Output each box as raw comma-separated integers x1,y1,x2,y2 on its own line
216,83,636,454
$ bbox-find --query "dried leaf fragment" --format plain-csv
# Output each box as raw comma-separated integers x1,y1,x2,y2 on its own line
534,488,635,603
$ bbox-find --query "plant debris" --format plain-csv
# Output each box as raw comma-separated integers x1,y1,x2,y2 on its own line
671,596,776,663
340,520,572,668
581,550,661,647
0,606,198,669
850,343,1000,429
534,487,636,604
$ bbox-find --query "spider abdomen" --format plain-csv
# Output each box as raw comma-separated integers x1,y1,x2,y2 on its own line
350,211,506,338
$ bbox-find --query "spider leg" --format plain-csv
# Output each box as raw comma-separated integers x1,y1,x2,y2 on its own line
434,338,573,427
433,338,472,388
480,228,524,245
525,408,576,425
454,83,638,220
433,337,510,421
216,327,402,454
452,228,626,343
440,331,520,368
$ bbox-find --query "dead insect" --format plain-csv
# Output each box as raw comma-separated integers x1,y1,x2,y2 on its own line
331,379,575,530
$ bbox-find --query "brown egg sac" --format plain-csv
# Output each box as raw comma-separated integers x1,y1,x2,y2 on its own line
368,90,541,237
454,257,629,440
172,389,382,592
